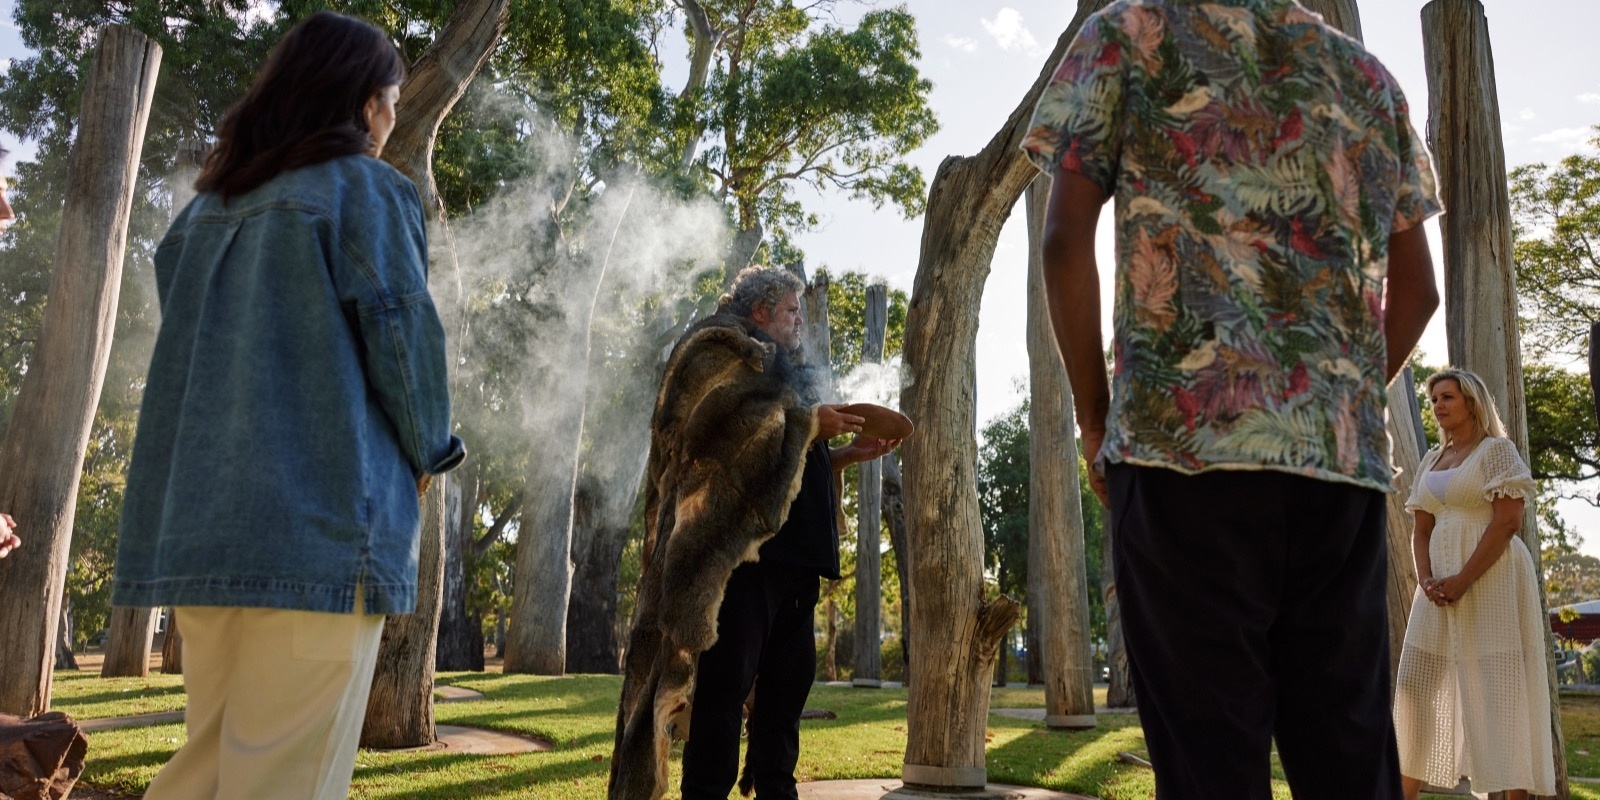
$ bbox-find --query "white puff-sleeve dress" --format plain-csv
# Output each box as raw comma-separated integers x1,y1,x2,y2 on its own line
1392,436,1555,795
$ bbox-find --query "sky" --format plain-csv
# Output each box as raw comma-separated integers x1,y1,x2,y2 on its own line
2,1,1599,549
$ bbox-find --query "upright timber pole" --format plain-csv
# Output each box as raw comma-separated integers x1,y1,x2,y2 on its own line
1024,174,1095,729
1300,0,1428,690
1383,371,1426,686
854,284,888,687
1424,1,1566,795
0,25,160,716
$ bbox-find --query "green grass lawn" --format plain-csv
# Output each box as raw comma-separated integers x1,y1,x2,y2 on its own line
49,670,1600,799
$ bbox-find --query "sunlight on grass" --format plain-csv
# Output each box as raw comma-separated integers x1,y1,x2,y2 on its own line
52,669,1600,799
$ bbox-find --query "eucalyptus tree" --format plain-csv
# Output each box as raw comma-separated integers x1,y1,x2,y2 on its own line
668,0,937,271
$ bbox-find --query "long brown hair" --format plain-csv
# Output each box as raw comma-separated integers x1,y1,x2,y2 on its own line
196,11,405,199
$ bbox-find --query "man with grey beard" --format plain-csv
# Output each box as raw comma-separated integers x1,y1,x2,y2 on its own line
609,265,897,800
685,266,896,800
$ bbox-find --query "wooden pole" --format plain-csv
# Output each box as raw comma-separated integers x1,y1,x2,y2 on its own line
1383,371,1425,686
100,607,158,678
883,452,911,680
1300,0,1363,39
802,269,836,401
896,2,1107,788
1423,1,1566,795
161,609,183,675
853,284,888,687
0,25,159,716
1024,174,1096,729
1301,0,1430,694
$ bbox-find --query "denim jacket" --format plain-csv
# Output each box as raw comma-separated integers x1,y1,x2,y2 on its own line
113,155,465,615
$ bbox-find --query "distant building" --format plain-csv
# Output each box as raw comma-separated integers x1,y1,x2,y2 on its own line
1550,599,1600,644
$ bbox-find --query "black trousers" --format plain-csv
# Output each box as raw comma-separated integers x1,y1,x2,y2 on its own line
680,560,820,800
1108,464,1401,800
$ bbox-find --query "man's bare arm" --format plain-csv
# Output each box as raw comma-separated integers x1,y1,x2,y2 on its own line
1383,224,1440,383
1041,168,1112,504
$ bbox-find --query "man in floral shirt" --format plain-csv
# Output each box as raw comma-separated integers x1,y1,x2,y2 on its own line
1024,1,1440,797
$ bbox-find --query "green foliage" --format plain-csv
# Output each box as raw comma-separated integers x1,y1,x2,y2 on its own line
821,268,908,373
978,399,1031,600
1525,362,1600,486
677,1,938,242
977,396,1108,645
1510,127,1600,361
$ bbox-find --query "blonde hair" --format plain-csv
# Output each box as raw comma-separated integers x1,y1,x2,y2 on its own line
1425,368,1508,445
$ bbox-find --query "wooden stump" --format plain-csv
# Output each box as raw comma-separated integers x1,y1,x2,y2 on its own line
0,711,87,800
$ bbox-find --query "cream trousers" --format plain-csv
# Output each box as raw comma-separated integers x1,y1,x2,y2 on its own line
143,603,384,800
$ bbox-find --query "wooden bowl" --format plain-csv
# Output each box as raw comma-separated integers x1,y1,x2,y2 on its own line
838,402,914,440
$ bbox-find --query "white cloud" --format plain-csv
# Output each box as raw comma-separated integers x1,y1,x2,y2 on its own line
982,8,1043,56
1579,94,1600,105
1520,108,1537,120
942,34,978,54
1531,126,1598,153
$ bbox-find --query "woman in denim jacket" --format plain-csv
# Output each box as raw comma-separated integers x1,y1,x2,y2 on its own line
112,12,463,800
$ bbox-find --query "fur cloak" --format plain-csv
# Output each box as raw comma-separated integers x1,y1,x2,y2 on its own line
608,313,817,800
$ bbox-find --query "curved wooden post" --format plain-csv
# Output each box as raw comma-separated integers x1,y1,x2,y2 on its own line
0,25,160,716
897,1,1108,789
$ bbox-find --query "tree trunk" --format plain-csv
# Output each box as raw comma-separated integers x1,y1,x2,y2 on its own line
566,477,636,674
1102,515,1134,709
898,4,1107,787
1024,615,1042,687
675,0,721,170
507,182,643,678
380,0,509,218
883,453,911,682
853,284,888,687
100,607,157,678
1024,174,1096,729
361,477,447,749
1383,370,1425,687
358,0,507,747
723,223,764,288
53,605,76,672
1423,3,1566,796
161,609,182,675
436,466,480,671
0,25,159,716
824,590,840,681
506,399,582,675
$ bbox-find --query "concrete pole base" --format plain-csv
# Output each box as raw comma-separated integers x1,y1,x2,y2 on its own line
1044,713,1096,730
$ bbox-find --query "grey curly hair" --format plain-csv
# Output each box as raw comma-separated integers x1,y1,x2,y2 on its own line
718,266,804,319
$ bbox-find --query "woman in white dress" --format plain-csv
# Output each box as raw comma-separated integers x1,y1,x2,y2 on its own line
1394,368,1555,800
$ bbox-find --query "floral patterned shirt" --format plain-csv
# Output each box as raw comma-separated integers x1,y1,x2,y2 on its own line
1022,0,1441,492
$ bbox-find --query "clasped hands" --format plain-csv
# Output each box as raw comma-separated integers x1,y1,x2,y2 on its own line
1421,574,1470,606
